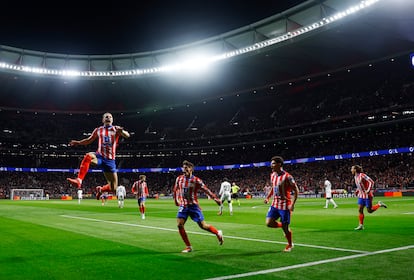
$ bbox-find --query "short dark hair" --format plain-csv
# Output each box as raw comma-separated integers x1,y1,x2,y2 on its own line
353,165,363,173
183,160,194,168
271,156,284,165
223,177,229,181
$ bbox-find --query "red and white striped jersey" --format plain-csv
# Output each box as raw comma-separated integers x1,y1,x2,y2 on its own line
269,170,296,210
354,172,374,199
131,180,149,199
93,125,120,160
173,174,216,207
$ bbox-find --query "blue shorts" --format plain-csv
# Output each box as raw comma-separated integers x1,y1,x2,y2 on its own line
176,204,205,223
266,206,291,224
357,197,373,208
138,198,146,205
96,154,117,173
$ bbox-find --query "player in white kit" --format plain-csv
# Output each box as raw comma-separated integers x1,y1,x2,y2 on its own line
323,178,338,209
218,178,233,216
116,185,127,208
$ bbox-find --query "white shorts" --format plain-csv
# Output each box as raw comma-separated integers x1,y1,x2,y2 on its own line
220,192,232,202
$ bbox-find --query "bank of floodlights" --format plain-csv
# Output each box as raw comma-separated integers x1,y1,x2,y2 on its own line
0,0,380,78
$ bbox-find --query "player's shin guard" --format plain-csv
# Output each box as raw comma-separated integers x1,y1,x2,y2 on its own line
178,226,191,247
78,154,92,180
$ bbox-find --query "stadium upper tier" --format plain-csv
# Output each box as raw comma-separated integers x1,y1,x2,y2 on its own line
2,1,406,79
1,59,413,168
0,0,413,113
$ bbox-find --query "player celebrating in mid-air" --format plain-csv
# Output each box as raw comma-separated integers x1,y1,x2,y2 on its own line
173,160,224,253
66,112,130,199
264,156,299,252
351,165,387,230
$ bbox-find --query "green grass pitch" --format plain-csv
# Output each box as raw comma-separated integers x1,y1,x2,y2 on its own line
0,196,413,279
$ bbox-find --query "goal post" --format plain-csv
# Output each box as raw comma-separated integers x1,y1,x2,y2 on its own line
10,189,45,200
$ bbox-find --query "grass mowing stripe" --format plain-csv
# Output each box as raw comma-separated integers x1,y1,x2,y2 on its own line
205,245,414,280
62,214,368,253
2,197,413,279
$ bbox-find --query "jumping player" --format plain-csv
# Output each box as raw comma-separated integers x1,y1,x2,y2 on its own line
66,112,130,199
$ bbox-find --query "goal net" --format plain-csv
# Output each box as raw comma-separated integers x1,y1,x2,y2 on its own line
10,189,45,200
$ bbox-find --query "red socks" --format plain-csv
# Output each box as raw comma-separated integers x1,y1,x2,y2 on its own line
178,227,191,247
101,184,111,192
371,204,380,211
359,213,364,225
78,154,92,180
208,225,218,235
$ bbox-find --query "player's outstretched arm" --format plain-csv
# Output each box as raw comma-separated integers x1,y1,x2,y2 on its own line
69,129,98,146
116,126,130,138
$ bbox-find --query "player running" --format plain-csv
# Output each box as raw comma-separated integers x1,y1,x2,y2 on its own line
132,175,149,219
352,165,387,230
173,160,223,253
264,156,299,252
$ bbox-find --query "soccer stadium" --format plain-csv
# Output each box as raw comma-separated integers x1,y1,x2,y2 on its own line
0,1,413,279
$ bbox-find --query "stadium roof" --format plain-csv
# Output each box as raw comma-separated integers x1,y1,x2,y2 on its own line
0,0,413,113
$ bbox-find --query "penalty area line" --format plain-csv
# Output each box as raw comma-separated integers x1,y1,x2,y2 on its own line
205,245,414,280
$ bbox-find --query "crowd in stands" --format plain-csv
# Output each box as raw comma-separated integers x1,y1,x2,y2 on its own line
1,153,413,199
1,58,413,199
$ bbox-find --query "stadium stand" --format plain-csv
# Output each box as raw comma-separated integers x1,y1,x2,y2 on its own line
1,56,413,199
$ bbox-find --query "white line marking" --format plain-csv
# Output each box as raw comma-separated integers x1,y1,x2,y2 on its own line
222,234,367,253
205,245,414,280
61,215,178,233
251,205,266,209
61,215,366,253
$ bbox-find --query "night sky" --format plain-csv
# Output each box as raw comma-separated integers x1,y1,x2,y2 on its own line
0,1,307,55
